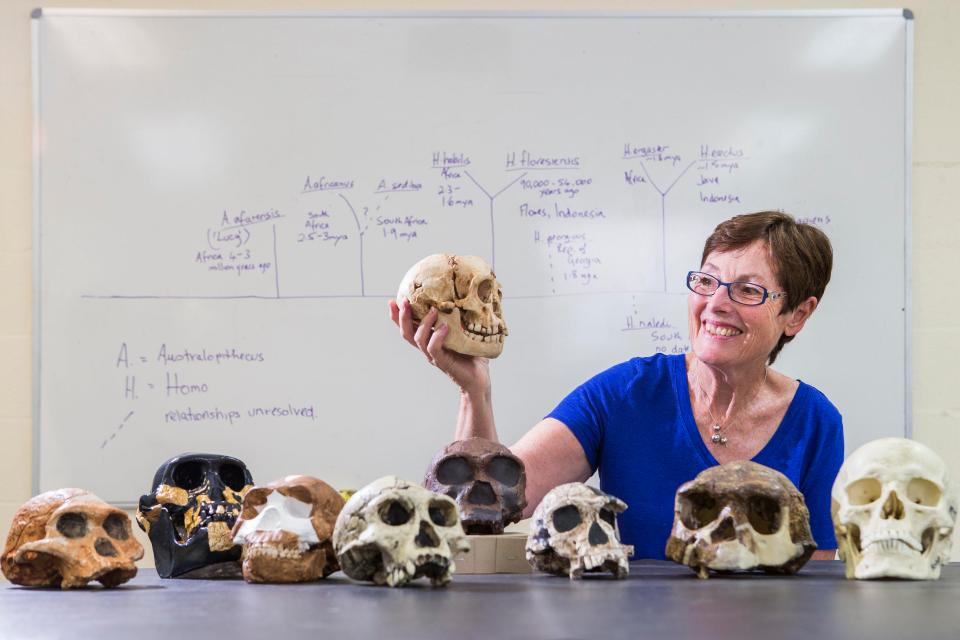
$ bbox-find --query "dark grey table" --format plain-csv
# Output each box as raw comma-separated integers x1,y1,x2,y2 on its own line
2,561,959,640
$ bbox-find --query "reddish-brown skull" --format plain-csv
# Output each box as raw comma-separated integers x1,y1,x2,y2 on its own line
230,475,344,583
2,488,144,589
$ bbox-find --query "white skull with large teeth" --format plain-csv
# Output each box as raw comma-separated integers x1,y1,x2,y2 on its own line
832,437,958,580
333,476,469,587
526,483,634,579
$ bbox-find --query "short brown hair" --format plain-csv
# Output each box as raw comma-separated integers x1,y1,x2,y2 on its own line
701,211,833,364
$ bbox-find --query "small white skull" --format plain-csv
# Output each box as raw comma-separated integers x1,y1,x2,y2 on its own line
665,461,815,579
397,253,508,358
832,438,958,580
526,483,634,579
2,488,144,589
332,476,469,587
231,475,344,583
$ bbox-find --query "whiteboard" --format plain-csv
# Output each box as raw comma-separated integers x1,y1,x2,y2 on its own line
33,10,912,503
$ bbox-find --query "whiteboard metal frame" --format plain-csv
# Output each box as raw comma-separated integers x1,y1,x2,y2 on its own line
30,8,916,497
33,8,911,19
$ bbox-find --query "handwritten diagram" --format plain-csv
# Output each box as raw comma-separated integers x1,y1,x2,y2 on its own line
90,143,751,303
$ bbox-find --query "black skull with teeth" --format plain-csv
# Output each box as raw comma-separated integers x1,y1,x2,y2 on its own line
136,453,253,578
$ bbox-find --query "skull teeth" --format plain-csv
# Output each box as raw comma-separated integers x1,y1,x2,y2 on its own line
245,544,307,560
863,536,922,554
198,502,240,526
462,322,505,341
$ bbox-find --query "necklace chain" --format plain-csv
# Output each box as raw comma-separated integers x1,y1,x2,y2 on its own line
694,363,768,446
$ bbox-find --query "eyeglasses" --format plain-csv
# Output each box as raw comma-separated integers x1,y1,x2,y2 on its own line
686,271,784,306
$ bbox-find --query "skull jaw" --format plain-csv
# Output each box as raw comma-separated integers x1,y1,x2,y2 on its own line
13,539,141,589
341,541,459,588
148,514,242,578
851,547,944,580
437,312,503,358
527,542,634,580
460,508,507,535
667,529,813,579
241,541,337,584
835,519,953,581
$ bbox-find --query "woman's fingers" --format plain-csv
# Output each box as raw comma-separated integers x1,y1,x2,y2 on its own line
413,307,438,353
392,299,453,369
426,323,450,365
388,299,401,327
396,298,420,346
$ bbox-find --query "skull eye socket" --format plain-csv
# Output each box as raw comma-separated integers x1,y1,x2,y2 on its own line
599,508,616,527
56,512,88,538
487,456,521,486
172,460,205,490
747,496,782,535
478,279,493,303
846,478,882,505
282,495,313,518
379,500,412,526
436,456,473,485
907,478,942,506
103,513,130,540
428,500,458,527
679,491,719,529
219,462,247,492
552,505,582,532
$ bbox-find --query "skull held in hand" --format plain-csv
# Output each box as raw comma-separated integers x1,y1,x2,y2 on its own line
526,483,634,579
665,461,816,579
333,476,469,587
424,437,526,534
136,453,253,578
2,488,144,589
231,475,344,583
397,253,508,358
832,437,958,580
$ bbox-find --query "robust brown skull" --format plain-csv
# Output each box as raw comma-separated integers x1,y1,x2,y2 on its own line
424,438,526,534
2,488,144,589
230,475,344,583
397,253,508,358
665,461,816,578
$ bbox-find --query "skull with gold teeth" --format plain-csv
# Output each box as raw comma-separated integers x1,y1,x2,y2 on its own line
136,453,253,578
397,253,508,358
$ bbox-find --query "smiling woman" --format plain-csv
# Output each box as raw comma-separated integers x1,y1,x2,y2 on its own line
390,211,842,562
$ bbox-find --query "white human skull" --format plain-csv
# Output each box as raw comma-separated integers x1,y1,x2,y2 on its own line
231,475,344,583
526,483,634,579
2,489,144,589
397,253,508,358
832,438,958,580
332,476,469,587
665,461,816,579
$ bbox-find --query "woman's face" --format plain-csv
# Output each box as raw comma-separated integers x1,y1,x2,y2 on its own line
687,240,794,370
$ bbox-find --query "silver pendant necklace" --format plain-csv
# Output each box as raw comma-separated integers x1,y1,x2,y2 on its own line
694,364,768,446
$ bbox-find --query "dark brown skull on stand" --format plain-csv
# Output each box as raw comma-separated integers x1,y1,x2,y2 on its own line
665,460,816,578
424,438,526,534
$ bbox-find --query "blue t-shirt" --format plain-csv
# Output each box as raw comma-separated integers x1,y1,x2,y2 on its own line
547,353,843,559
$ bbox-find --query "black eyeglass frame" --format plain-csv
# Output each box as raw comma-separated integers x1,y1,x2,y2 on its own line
685,270,785,306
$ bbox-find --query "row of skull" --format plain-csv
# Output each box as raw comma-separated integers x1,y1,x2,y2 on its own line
2,437,957,587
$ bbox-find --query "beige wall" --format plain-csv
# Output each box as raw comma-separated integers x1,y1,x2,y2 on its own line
2,0,959,571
